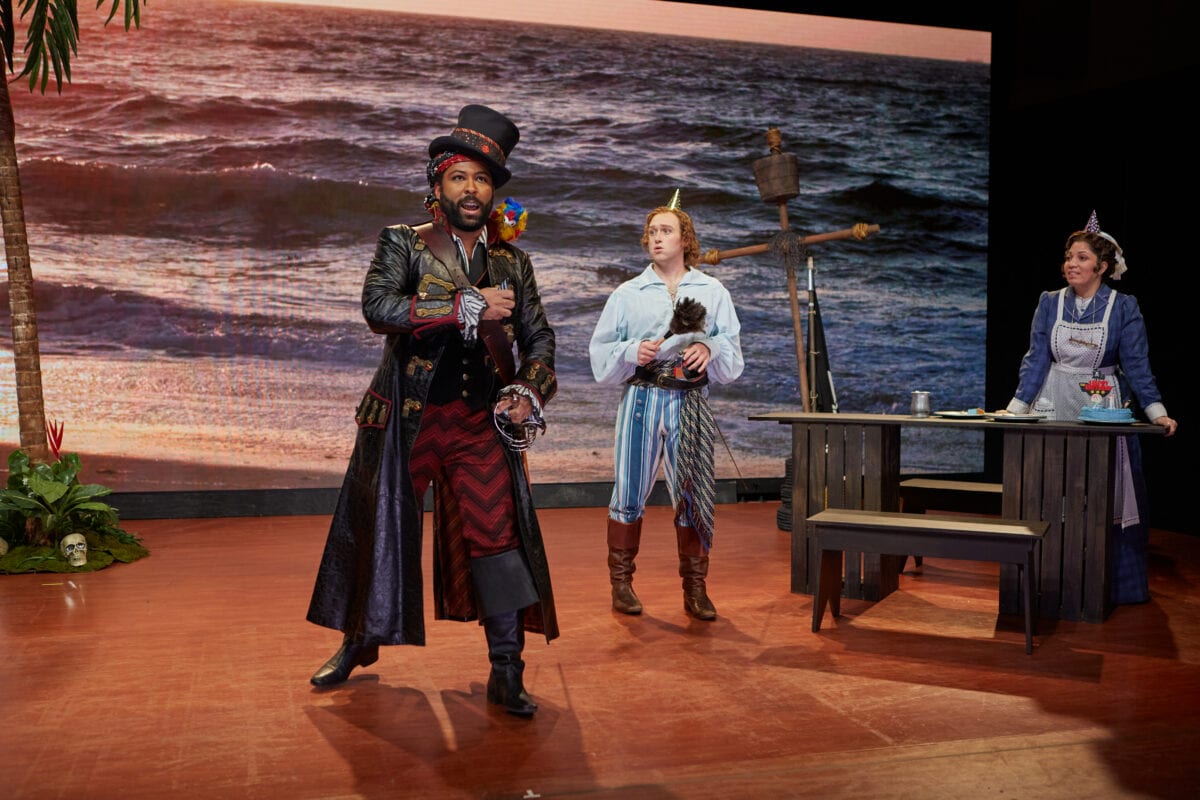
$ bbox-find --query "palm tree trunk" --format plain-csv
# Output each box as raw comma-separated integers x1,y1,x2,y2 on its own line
0,74,49,463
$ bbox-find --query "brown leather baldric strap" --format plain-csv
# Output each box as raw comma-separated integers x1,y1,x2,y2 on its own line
414,222,516,385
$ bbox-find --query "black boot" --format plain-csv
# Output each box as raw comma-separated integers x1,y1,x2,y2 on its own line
310,636,379,686
483,610,537,717
607,517,643,614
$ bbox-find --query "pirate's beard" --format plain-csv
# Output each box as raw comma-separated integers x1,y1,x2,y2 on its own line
439,193,494,232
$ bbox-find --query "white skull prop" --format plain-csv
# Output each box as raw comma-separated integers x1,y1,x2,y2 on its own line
60,533,88,567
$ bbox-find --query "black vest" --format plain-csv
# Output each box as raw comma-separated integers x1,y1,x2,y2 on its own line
426,243,496,410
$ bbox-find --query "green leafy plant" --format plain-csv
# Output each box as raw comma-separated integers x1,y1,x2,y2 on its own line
0,448,147,573
0,450,127,547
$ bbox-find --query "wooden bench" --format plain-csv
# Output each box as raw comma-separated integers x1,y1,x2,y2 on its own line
807,508,1048,654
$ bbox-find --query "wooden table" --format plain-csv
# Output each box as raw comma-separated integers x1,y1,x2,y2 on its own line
750,411,1165,622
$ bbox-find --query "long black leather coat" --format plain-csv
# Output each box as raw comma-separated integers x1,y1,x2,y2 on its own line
306,224,559,645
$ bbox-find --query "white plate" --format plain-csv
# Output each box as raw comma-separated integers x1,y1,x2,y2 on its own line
985,413,1045,423
933,410,986,418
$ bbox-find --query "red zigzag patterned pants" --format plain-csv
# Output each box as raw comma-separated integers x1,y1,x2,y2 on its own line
409,399,518,558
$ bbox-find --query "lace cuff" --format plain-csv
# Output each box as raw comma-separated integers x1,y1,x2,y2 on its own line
499,384,544,419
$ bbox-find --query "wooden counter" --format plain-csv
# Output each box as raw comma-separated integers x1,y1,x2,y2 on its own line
751,411,1165,622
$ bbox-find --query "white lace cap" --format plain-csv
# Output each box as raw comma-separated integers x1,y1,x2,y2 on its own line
1097,231,1127,280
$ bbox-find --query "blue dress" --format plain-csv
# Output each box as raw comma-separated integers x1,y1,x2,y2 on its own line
1008,285,1170,605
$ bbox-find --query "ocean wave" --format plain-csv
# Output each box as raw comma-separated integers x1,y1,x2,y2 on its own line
19,158,417,246
835,179,950,211
0,281,377,366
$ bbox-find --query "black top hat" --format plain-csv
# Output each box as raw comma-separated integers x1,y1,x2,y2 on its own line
428,104,520,188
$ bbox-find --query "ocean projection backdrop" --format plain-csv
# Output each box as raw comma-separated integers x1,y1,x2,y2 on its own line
0,0,991,491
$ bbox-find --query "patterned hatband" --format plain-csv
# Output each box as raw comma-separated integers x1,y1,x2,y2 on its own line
450,127,506,166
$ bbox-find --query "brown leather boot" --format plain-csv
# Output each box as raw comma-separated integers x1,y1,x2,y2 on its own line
677,524,716,620
607,517,643,614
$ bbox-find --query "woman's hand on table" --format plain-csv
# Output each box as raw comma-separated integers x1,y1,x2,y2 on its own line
1152,415,1178,437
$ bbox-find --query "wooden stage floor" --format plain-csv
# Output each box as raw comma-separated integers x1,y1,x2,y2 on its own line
3,502,1199,799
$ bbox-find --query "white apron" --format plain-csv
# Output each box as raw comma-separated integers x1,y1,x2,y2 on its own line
1031,289,1138,526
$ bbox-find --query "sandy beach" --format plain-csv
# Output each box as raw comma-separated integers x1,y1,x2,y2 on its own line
1,354,788,493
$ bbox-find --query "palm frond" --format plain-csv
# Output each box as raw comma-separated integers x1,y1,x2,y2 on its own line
9,0,140,93
97,0,139,31
17,0,78,93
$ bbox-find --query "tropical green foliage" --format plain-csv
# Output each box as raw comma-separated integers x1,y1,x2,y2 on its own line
0,449,147,573
0,449,128,546
2,1,142,93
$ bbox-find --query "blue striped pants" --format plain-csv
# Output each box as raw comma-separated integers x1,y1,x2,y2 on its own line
608,383,691,526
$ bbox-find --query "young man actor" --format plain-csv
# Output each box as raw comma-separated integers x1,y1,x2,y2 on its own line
589,193,744,620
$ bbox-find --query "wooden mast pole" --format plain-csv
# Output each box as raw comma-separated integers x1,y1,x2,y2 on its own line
744,127,881,411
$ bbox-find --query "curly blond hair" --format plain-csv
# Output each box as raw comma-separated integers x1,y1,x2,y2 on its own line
641,207,701,267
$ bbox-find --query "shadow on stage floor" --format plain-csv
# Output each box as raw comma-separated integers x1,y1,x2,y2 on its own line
3,502,1198,799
